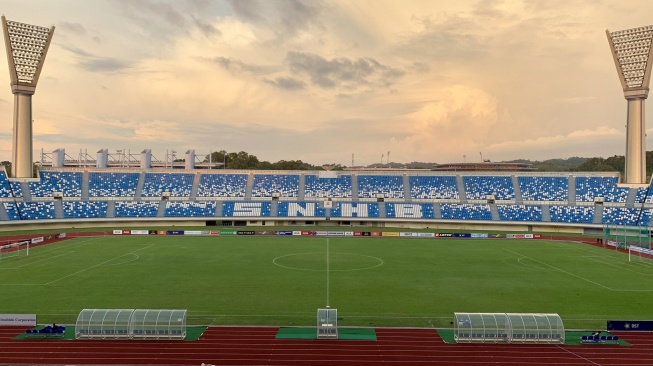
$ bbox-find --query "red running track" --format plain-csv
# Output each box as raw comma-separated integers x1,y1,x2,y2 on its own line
1,327,653,365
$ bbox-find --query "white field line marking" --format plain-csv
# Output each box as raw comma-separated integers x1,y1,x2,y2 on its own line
272,252,384,272
504,248,653,292
584,256,653,276
44,244,154,285
0,251,75,270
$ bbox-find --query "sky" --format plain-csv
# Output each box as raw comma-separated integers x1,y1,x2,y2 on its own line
1,0,653,167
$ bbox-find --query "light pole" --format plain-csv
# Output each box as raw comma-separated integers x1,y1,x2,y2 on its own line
2,16,55,178
607,25,653,184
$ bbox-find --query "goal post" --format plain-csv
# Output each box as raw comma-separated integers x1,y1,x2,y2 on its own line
0,240,29,260
603,224,651,251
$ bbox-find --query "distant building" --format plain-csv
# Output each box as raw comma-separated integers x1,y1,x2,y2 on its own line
433,162,536,172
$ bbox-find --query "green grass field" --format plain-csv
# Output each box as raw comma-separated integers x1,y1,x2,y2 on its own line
1,235,652,329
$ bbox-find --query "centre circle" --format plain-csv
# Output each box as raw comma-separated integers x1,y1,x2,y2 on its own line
273,252,384,272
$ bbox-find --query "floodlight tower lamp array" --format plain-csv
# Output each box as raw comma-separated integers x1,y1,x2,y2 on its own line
1,16,55,178
607,25,653,184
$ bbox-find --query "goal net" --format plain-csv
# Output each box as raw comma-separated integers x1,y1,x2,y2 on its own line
603,225,651,250
0,240,29,260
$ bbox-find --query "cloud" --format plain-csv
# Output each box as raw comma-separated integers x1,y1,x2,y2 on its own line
193,16,221,38
206,56,272,75
116,0,187,27
58,22,86,35
264,76,306,90
286,51,405,90
78,58,130,73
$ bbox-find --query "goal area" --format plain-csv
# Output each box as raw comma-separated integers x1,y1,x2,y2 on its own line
602,225,651,251
0,241,29,260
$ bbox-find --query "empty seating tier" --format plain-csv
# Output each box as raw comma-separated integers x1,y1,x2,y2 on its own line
277,202,327,217
251,174,299,198
164,202,216,217
575,176,629,202
89,172,140,197
141,173,194,197
30,171,82,197
549,205,594,224
518,176,568,201
409,176,459,199
441,204,492,220
115,201,160,218
357,175,404,199
498,205,543,222
385,203,435,219
463,176,515,200
63,201,109,219
304,175,352,198
197,174,248,197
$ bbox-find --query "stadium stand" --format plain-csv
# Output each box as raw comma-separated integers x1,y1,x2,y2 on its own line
63,201,109,219
141,173,194,197
409,176,459,199
3,202,20,220
222,201,272,217
575,176,629,202
518,176,568,201
16,202,56,220
277,202,327,217
197,174,248,197
330,202,380,218
549,205,595,224
463,176,515,200
602,207,653,226
304,174,352,198
89,172,140,197
2,169,651,228
0,171,12,197
497,205,543,222
30,171,82,197
441,203,492,220
357,175,404,199
251,174,299,197
9,181,23,197
385,203,435,219
114,201,160,218
164,201,216,217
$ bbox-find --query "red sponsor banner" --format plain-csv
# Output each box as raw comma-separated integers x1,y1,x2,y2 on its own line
158,230,167,235
122,230,131,235
534,234,542,239
371,232,381,236
210,231,221,235
353,232,362,236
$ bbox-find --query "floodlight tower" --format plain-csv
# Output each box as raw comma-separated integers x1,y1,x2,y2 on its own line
607,26,653,184
1,16,54,178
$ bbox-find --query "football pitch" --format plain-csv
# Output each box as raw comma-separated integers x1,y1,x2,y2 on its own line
1,234,652,329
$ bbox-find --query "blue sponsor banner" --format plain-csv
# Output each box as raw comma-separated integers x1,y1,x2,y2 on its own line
166,230,184,235
607,320,653,331
275,231,294,236
453,233,471,238
471,233,489,238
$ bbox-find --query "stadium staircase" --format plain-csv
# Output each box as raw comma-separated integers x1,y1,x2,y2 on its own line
189,173,201,199
214,201,223,216
156,201,167,217
456,176,467,203
351,175,359,200
512,176,523,204
489,203,499,221
402,175,411,201
135,174,145,199
625,189,638,208
568,176,577,203
20,182,32,201
593,204,604,224
541,205,551,222
105,201,116,218
81,171,89,200
433,203,443,219
298,175,306,200
378,201,386,218
245,174,254,200
0,204,9,221
53,201,64,219
270,200,279,217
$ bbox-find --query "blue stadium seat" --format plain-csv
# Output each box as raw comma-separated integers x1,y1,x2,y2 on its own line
141,173,194,197
463,176,515,200
518,176,568,201
497,205,542,222
251,174,299,198
115,201,159,218
304,174,352,198
164,201,216,217
197,173,248,197
409,175,459,199
357,175,404,199
89,172,140,197
63,201,109,219
575,176,629,202
440,204,492,220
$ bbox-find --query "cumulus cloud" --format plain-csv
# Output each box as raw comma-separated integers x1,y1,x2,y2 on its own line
264,76,306,90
